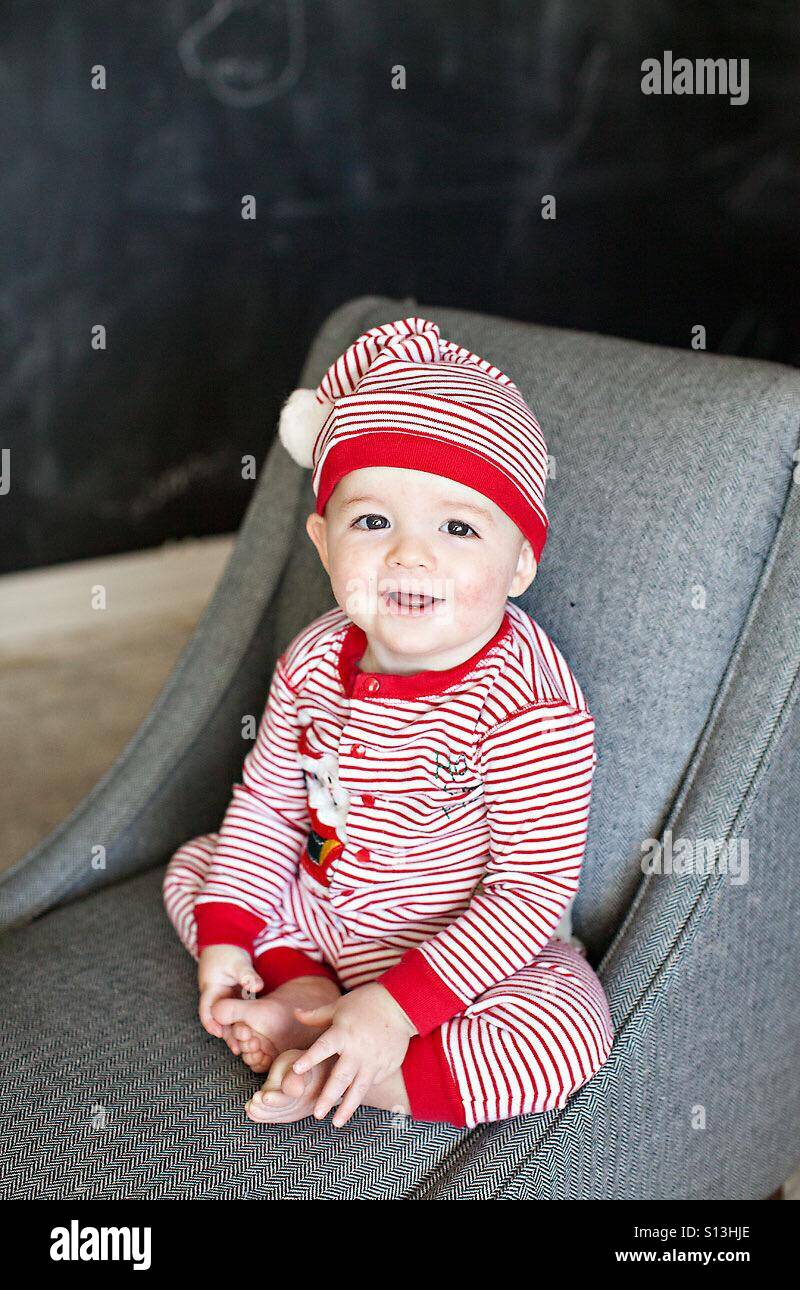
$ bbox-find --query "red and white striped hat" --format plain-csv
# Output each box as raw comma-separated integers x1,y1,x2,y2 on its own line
277,316,550,561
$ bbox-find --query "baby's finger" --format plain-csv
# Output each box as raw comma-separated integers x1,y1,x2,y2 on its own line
199,991,226,1039
313,1056,357,1120
292,1028,341,1074
331,1073,372,1128
239,969,264,998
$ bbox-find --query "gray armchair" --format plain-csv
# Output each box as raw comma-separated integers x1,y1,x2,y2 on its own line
1,295,798,1199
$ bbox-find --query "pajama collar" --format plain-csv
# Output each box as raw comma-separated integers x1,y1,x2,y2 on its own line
337,605,514,700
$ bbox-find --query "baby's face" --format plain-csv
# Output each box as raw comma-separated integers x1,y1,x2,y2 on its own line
305,466,537,668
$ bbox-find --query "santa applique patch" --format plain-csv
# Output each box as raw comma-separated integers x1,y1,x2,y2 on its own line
296,722,350,886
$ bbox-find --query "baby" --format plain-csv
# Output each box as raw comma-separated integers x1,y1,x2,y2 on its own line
163,316,613,1130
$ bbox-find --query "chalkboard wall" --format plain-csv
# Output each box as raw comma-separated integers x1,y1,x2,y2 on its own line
2,0,798,573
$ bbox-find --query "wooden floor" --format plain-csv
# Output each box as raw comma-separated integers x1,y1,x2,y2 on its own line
0,535,798,1198
0,535,234,870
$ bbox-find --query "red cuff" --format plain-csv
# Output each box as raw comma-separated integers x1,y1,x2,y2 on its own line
377,947,466,1038
253,947,341,993
195,901,266,955
402,1028,466,1127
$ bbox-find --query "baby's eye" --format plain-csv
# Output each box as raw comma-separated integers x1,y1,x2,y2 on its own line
352,513,389,530
441,519,479,538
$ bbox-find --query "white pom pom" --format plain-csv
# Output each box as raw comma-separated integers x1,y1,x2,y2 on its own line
277,388,332,468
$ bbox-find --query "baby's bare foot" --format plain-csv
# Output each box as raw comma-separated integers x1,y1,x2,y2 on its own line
245,1048,336,1123
212,975,340,1073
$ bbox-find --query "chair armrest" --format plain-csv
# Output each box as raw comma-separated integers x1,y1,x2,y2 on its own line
0,437,299,932
412,452,800,1198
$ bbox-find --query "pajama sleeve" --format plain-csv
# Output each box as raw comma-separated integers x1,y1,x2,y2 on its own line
377,701,597,1037
193,654,310,956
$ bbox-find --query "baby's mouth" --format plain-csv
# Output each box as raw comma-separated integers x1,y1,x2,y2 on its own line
380,587,445,615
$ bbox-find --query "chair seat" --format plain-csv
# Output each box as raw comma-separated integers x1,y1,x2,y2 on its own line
0,868,464,1199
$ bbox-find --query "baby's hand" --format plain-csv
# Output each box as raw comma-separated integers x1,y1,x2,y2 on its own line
197,945,264,1039
291,983,416,1126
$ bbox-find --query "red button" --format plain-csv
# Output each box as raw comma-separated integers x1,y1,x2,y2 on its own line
350,743,365,757
361,793,375,807
365,678,381,693
355,847,370,863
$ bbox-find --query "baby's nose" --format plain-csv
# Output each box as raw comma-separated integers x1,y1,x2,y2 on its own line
388,536,433,567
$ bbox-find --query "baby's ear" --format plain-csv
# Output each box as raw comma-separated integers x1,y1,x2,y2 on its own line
305,511,330,572
278,389,333,467
510,543,537,596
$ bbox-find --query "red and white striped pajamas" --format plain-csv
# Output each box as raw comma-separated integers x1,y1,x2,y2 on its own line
163,600,613,1127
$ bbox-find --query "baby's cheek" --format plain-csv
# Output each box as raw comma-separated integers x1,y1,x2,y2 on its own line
330,550,387,620
329,549,367,597
454,563,505,612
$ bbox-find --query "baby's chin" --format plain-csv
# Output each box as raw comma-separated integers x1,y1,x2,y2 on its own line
365,599,503,651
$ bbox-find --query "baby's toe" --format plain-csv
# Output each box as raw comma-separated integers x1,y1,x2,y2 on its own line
245,1094,271,1122
280,1068,309,1100
246,1087,292,1122
263,1048,303,1089
243,1050,272,1072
